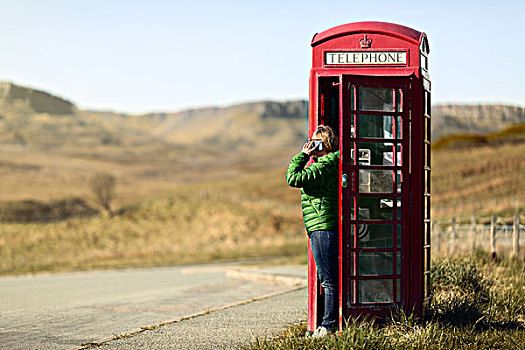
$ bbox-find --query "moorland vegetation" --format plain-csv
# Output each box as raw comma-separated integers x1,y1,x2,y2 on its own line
0,83,523,276
246,254,525,349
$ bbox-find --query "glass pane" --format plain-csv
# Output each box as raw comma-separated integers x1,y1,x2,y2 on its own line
396,89,403,112
358,115,394,139
350,85,356,110
425,91,431,115
351,280,356,303
350,196,355,220
397,252,402,275
359,197,393,220
383,144,402,166
351,252,355,276
397,170,403,193
359,279,393,303
350,224,355,249
397,224,402,248
359,87,394,112
359,252,393,275
351,114,356,137
359,142,395,166
359,170,393,193
396,279,401,302
397,117,403,139
368,197,401,220
421,54,428,71
359,223,393,248
349,142,356,165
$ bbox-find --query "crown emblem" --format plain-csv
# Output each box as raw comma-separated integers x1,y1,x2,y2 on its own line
359,34,372,48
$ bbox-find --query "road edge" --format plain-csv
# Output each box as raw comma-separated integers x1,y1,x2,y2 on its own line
76,272,306,349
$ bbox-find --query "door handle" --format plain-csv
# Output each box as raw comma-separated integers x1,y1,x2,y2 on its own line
342,174,348,188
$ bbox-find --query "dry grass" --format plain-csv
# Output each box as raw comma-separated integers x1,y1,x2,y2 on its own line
431,141,524,219
0,105,308,276
246,254,525,350
1,135,523,275
0,102,523,275
430,123,525,219
0,168,307,276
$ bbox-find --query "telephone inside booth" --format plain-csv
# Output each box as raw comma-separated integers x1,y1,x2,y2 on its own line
307,21,431,331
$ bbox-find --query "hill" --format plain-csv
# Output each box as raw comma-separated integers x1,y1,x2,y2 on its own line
0,82,75,115
432,104,524,139
1,81,523,151
0,81,522,209
0,82,523,275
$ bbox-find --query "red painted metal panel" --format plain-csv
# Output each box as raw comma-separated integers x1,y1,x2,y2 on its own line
306,240,318,332
312,21,423,47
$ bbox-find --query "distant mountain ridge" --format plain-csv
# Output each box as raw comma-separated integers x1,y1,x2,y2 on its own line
0,82,75,115
143,100,523,140
142,100,308,121
432,104,524,139
0,82,523,144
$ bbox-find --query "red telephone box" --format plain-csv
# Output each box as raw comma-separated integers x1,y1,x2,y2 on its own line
306,21,431,331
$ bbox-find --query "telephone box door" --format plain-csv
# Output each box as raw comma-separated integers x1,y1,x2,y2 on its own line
339,75,411,321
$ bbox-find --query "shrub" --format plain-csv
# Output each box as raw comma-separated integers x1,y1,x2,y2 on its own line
89,172,116,216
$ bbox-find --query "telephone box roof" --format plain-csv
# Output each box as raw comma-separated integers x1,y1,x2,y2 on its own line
312,21,424,47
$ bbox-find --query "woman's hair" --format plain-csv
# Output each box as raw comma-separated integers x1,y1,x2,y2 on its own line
314,125,338,153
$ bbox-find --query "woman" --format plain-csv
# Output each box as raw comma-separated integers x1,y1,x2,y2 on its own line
286,125,339,337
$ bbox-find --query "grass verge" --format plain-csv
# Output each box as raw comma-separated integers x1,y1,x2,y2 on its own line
0,170,306,276
245,254,525,349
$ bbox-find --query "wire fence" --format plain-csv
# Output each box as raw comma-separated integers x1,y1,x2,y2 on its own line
432,214,524,257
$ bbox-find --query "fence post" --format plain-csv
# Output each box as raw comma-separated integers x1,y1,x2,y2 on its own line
490,215,497,259
433,221,440,254
451,217,456,255
513,214,520,256
470,216,477,252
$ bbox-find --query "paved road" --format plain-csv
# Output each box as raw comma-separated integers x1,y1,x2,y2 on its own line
99,288,306,350
0,263,306,350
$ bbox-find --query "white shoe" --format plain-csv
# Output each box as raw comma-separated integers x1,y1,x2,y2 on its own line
312,326,329,338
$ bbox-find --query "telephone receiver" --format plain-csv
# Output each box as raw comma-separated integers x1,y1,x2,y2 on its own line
312,141,323,151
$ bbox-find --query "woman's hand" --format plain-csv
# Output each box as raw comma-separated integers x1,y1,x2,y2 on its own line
302,141,316,156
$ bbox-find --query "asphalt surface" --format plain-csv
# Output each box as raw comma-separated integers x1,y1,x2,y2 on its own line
97,288,306,350
0,263,306,350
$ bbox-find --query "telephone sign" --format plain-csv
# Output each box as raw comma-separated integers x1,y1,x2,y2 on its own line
306,21,431,331
325,51,407,65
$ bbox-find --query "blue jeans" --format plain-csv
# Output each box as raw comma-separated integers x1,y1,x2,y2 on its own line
309,230,338,330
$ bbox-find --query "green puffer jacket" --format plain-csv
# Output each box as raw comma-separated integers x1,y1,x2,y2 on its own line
286,151,340,235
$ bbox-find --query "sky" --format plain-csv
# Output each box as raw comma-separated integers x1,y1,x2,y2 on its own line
0,0,523,114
